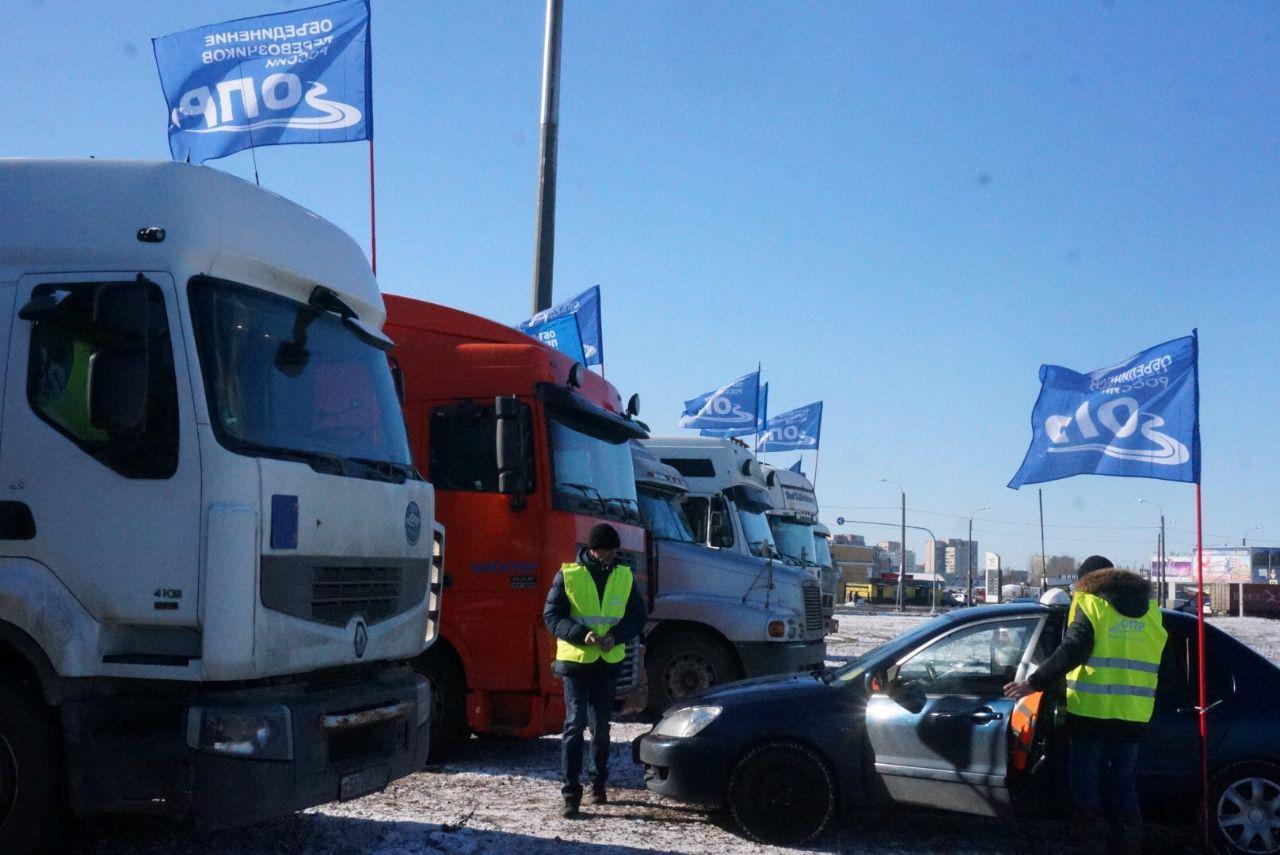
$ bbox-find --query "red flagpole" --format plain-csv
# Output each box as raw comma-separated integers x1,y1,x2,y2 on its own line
1195,481,1209,851
368,139,378,275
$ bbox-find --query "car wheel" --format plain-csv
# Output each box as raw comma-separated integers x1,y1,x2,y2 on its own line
0,671,64,852
727,741,836,845
414,650,468,764
646,632,739,716
1211,761,1280,854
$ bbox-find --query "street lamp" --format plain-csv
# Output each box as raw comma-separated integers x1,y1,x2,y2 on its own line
1138,499,1166,605
1243,525,1262,547
834,517,941,614
966,506,990,605
877,477,907,611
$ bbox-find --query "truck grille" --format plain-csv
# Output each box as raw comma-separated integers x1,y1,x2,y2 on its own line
261,556,431,627
803,581,824,633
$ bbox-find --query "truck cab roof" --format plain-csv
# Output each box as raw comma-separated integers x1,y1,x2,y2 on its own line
631,441,689,494
0,158,383,324
638,437,773,513
760,463,819,521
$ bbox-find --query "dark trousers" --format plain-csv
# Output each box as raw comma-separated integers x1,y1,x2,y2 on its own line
1070,735,1142,817
560,664,618,800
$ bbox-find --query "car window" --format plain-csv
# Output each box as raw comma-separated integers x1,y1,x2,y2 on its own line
1156,623,1233,710
895,618,1040,695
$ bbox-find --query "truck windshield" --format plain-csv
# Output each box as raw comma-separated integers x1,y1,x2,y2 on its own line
813,534,833,569
189,278,414,477
637,489,694,542
769,517,817,566
737,507,778,559
549,417,639,523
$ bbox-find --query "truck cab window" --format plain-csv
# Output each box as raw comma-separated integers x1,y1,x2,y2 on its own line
430,402,513,492
26,280,178,478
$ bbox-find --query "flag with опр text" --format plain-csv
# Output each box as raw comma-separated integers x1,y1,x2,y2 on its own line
680,370,761,432
757,402,823,452
1008,333,1200,489
518,286,603,366
153,0,371,163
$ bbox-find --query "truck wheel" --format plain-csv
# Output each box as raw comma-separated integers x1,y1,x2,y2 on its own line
415,653,468,764
0,672,63,851
646,632,739,716
728,741,836,845
1210,761,1280,854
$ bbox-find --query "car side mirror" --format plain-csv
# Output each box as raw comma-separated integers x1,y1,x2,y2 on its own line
862,670,886,694
709,511,731,547
495,396,532,500
886,677,927,714
88,349,149,435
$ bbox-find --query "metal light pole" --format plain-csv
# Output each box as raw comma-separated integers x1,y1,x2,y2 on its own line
1243,525,1262,547
530,0,564,314
877,478,907,611
967,506,989,606
834,517,940,613
1139,499,1166,605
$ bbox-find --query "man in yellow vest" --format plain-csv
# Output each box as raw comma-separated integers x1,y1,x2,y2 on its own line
543,523,646,818
1004,555,1167,855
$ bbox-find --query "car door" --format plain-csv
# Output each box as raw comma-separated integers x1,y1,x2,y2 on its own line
864,614,1046,817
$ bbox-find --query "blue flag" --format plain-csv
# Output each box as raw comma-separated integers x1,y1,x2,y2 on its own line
523,314,585,364
758,402,823,452
1008,333,1200,489
680,371,761,432
788,458,804,474
700,382,767,438
153,0,372,164
518,285,603,366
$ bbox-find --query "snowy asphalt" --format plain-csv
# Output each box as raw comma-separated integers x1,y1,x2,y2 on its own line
73,610,1279,854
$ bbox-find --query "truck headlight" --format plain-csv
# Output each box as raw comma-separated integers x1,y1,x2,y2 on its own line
653,705,722,738
186,705,293,760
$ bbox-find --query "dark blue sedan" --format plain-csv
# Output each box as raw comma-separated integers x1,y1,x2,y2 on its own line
638,602,1280,852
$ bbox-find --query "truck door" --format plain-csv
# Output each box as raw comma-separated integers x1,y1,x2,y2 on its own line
864,615,1044,817
0,273,201,635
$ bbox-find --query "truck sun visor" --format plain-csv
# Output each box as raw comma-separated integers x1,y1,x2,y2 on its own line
726,484,772,514
535,382,648,444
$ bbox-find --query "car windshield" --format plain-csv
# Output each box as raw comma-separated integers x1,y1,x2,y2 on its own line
832,614,954,682
637,488,695,542
549,416,639,523
813,534,833,569
737,506,778,558
769,517,817,566
188,278,414,477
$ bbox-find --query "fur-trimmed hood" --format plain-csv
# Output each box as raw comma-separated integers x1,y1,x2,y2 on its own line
1073,567,1152,618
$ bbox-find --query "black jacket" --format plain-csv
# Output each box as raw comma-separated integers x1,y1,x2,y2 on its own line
1029,568,1163,739
543,548,647,677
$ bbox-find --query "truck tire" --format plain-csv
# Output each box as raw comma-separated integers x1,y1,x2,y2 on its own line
415,652,468,764
728,741,836,845
1209,761,1280,854
646,631,740,716
0,671,63,851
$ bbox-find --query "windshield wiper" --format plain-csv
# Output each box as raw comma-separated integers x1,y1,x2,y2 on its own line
561,482,609,517
348,456,414,484
227,439,350,475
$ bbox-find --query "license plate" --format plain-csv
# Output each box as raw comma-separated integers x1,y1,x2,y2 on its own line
339,765,390,801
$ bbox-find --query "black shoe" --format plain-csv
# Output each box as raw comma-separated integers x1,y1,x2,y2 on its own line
589,786,608,805
562,798,581,819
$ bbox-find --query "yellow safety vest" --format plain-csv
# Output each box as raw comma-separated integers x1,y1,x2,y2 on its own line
1065,593,1167,723
555,563,633,665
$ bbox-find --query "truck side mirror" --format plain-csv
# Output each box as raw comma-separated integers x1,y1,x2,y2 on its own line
88,349,149,434
495,396,532,499
709,511,732,548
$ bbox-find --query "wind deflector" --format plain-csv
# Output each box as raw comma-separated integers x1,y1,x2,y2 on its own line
535,382,648,444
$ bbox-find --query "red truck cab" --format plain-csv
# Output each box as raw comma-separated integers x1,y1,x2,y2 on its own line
385,296,647,759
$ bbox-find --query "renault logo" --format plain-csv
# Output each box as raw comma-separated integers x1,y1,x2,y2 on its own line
354,619,368,659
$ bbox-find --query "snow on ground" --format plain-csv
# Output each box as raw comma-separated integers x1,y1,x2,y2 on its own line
74,608,1278,855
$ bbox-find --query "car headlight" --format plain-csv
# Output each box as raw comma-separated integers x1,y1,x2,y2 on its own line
653,705,722,738
186,705,293,760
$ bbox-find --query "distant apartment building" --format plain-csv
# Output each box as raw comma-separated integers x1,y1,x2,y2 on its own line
876,541,917,574
923,538,979,580
832,542,876,584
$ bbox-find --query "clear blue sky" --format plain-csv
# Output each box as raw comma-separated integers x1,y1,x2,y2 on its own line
3,1,1278,570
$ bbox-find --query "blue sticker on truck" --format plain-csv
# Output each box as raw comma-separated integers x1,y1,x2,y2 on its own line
405,502,422,545
270,494,299,550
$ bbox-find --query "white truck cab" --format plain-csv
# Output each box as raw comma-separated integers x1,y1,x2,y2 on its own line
635,437,825,713
0,160,441,845
760,464,839,632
